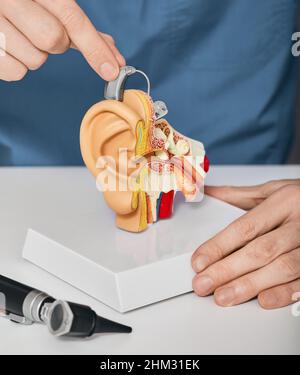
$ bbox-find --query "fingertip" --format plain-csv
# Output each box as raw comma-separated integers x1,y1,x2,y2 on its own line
192,254,210,273
99,61,119,81
193,275,214,296
258,291,278,309
214,287,236,307
214,293,229,307
192,276,199,294
205,185,229,198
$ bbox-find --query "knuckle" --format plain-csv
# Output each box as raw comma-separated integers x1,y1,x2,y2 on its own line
86,47,105,65
208,241,225,261
239,277,257,296
280,284,295,302
211,262,232,283
286,186,300,218
246,238,276,265
284,284,298,302
103,33,115,44
280,184,300,200
277,254,299,279
260,181,275,197
60,4,84,31
233,218,256,243
43,27,67,52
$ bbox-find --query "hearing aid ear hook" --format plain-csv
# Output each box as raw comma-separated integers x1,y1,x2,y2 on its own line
104,66,168,120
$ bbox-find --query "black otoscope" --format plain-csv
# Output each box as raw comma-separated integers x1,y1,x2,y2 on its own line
0,274,132,338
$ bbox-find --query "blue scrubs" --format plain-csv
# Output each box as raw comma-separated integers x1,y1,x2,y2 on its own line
0,0,298,166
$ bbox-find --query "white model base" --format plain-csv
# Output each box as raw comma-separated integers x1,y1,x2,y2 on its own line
22,172,243,313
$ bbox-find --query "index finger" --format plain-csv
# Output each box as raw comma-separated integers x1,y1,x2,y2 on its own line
191,186,290,273
36,0,121,80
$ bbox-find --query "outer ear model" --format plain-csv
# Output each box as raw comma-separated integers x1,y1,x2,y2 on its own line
80,89,209,233
80,95,145,232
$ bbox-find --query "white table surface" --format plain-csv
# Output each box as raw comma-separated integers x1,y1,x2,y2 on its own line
0,165,299,355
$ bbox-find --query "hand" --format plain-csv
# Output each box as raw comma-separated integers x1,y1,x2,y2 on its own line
0,0,125,82
191,179,300,309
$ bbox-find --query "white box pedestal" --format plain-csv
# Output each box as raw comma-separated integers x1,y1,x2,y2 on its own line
23,177,243,312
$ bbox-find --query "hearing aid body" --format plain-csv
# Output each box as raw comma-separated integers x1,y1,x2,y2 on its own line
104,66,136,101
80,67,209,232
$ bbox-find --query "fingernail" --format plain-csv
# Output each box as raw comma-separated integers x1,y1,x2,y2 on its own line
194,275,214,295
193,254,210,272
99,62,118,80
215,287,236,306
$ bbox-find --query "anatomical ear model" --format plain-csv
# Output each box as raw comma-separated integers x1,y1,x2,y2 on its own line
80,66,209,232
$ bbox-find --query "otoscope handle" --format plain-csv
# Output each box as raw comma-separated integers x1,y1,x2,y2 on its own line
0,274,34,316
0,275,132,336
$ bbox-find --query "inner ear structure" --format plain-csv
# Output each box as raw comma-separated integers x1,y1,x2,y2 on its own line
80,89,209,233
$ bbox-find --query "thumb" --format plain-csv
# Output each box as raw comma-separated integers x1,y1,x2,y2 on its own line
205,185,264,210
205,179,300,210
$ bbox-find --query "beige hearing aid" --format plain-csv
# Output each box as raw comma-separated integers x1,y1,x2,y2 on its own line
80,66,209,232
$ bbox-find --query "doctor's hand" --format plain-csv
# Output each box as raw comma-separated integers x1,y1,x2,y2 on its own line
192,179,300,309
0,0,125,82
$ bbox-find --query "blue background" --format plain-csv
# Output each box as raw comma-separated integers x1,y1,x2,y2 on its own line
0,0,299,165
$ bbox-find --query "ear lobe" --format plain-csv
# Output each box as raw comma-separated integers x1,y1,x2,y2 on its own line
80,100,141,177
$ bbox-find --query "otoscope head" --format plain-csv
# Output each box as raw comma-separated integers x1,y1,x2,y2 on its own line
42,300,132,338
